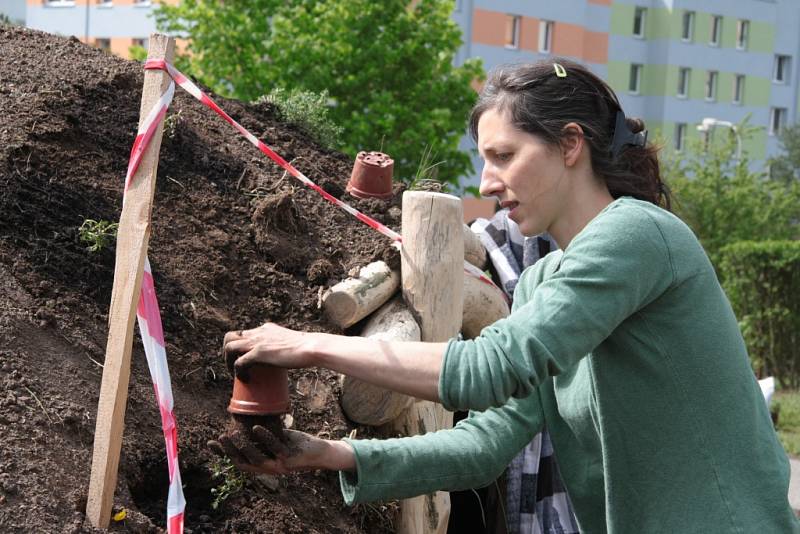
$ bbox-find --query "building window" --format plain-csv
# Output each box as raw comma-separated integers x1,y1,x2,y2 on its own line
133,0,152,6
733,75,745,105
633,7,646,39
674,123,687,152
681,11,695,42
774,55,791,84
629,64,642,94
44,0,76,6
709,15,722,47
770,107,786,136
97,0,113,6
504,15,521,49
94,38,111,51
736,20,749,50
677,67,690,98
539,20,553,53
705,70,718,101
132,37,149,50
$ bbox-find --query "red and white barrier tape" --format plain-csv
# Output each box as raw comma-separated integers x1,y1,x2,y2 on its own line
136,258,184,532
124,58,509,531
125,72,184,531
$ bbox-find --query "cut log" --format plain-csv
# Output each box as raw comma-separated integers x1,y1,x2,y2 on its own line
393,191,463,534
463,224,487,271
461,272,510,339
340,296,419,425
321,261,399,329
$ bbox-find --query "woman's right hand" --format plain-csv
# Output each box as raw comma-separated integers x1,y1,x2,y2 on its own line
222,323,318,381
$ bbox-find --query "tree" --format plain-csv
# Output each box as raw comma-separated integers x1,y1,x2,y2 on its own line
155,0,483,187
663,121,800,266
767,122,800,184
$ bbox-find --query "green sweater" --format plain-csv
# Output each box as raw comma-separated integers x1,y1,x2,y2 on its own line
340,198,798,533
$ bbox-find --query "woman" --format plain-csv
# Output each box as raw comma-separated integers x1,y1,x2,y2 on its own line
218,59,798,532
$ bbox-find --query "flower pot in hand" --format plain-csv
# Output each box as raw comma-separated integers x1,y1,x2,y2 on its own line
346,151,394,200
228,365,290,416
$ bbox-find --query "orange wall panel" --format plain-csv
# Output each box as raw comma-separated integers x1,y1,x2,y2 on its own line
109,36,131,57
462,198,496,223
552,22,585,58
472,9,510,48
519,17,540,51
582,30,608,63
588,0,612,5
551,22,608,64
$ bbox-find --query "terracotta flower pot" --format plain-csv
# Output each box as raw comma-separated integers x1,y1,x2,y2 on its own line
346,151,394,200
228,365,290,416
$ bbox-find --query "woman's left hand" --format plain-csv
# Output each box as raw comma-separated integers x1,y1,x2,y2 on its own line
222,323,317,380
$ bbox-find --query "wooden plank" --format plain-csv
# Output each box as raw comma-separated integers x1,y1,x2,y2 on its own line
393,191,464,534
86,33,175,528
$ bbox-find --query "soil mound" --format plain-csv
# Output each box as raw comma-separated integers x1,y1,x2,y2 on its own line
0,26,400,533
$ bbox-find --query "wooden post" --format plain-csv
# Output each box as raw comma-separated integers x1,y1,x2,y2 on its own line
86,34,175,528
393,191,463,534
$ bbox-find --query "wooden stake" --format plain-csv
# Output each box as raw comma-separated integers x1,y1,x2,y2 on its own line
86,34,175,528
393,191,463,534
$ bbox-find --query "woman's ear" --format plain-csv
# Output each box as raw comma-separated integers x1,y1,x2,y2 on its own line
561,122,585,167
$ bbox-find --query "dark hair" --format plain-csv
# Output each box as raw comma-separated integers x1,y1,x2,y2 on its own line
469,58,670,209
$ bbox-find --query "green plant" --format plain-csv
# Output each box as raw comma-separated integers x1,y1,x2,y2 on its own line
719,241,800,387
78,219,119,253
209,456,246,510
664,120,800,268
129,44,147,62
154,0,483,188
409,144,449,192
258,88,343,150
774,390,800,456
163,110,183,139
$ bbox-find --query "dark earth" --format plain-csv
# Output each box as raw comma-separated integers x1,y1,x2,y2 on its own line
0,26,405,533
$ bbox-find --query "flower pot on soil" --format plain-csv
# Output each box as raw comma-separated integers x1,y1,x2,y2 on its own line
228,365,290,415
346,151,394,199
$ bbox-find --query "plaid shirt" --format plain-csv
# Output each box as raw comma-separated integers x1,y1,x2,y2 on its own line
471,211,579,534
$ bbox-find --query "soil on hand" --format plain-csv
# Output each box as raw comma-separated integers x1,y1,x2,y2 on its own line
0,26,401,533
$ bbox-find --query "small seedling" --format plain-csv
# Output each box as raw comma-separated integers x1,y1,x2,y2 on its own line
409,144,448,192
78,219,119,253
210,456,245,510
164,110,183,139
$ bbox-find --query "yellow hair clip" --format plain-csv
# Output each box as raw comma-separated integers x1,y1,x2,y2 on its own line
553,63,567,78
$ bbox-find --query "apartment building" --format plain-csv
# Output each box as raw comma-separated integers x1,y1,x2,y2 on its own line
453,0,800,188
3,0,174,58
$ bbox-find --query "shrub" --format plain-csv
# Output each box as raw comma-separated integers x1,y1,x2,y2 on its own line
257,88,343,151
719,241,800,387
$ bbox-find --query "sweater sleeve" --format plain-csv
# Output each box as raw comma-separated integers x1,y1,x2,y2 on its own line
441,204,676,412
339,392,544,504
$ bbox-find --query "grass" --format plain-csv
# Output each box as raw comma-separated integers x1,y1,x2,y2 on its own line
775,390,800,457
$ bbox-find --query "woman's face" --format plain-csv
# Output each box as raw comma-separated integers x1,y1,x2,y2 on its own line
477,107,568,237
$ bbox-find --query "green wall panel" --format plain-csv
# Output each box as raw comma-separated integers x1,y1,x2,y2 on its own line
610,3,635,36
749,21,775,54
744,77,771,107
642,64,669,96
694,12,711,44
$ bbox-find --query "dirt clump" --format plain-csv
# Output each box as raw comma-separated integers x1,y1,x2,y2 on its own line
0,26,400,533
